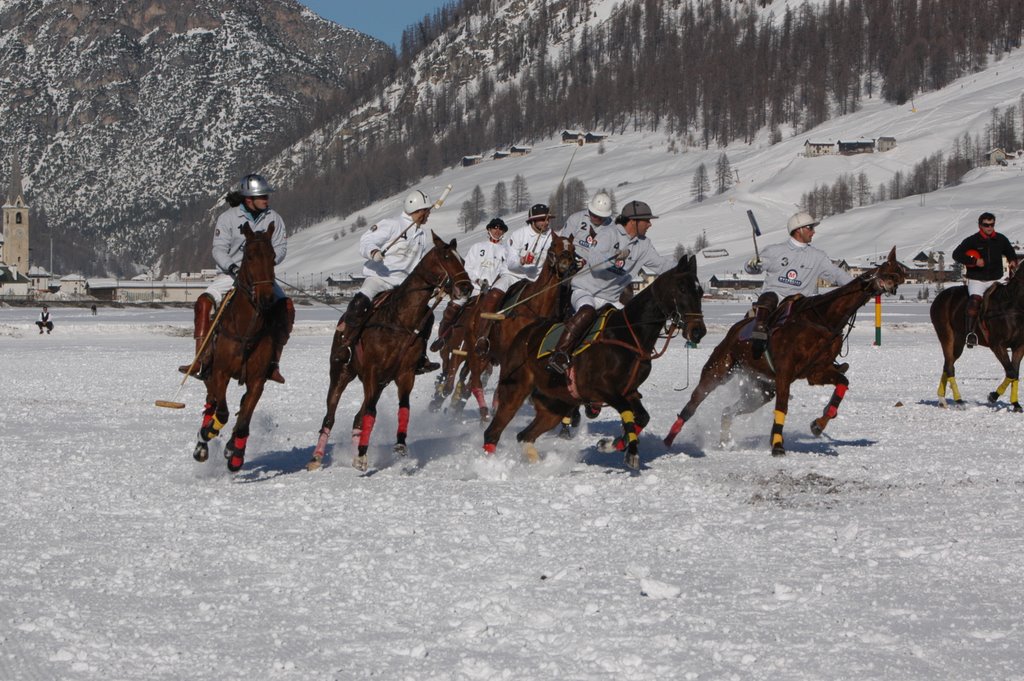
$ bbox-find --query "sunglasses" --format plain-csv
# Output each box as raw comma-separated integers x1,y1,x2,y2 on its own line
980,221,995,227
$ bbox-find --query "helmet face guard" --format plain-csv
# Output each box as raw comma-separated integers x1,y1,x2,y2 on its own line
238,174,274,197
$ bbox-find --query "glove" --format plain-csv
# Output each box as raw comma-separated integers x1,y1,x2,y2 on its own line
614,248,630,261
744,257,763,275
521,253,535,265
227,264,240,278
371,250,385,262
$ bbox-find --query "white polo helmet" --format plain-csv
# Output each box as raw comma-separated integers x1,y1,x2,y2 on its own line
404,190,431,214
787,211,820,233
238,173,274,197
588,192,613,218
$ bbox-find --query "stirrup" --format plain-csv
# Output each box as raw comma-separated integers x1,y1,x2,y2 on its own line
965,332,978,348
178,362,208,379
548,351,570,375
429,337,445,353
416,358,440,375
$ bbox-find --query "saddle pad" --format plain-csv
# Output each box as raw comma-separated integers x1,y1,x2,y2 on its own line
737,296,803,342
537,309,614,359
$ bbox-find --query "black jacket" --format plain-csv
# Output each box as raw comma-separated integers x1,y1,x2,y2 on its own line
952,231,1017,281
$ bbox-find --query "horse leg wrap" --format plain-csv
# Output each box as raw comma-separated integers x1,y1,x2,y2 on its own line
621,410,639,448
995,378,1012,396
937,373,949,399
948,377,962,402
824,384,848,419
771,410,786,448
358,414,376,449
1012,380,1020,404
314,428,331,458
397,407,410,440
471,388,487,411
231,435,248,452
664,416,686,447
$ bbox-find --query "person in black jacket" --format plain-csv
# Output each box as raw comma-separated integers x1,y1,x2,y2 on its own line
36,306,53,334
952,212,1018,347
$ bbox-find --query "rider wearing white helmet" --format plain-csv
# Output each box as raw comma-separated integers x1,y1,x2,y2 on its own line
746,211,852,358
557,192,613,267
335,189,440,373
180,173,292,382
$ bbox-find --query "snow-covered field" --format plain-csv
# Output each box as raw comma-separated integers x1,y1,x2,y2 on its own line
2,302,1021,680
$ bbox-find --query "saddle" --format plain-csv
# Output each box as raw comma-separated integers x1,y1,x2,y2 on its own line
536,308,615,359
738,295,802,342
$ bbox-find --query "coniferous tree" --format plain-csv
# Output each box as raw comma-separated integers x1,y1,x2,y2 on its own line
715,153,734,194
511,174,530,212
691,163,710,202
491,181,509,216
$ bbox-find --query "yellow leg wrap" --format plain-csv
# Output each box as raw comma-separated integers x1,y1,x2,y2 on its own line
948,378,962,402
212,414,225,433
562,416,572,426
996,378,1012,396
621,410,638,445
1012,380,1019,404
938,373,948,398
771,410,785,447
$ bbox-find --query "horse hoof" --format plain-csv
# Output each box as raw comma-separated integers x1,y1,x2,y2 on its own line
624,452,640,470
524,444,540,464
394,443,408,457
1013,403,1023,413
810,419,825,437
428,398,444,413
988,392,1000,404
771,446,786,457
193,441,209,462
585,404,602,419
954,400,967,409
557,426,573,440
306,455,323,471
352,455,368,472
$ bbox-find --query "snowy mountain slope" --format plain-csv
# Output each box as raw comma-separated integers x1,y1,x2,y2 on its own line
282,44,1024,287
0,0,390,266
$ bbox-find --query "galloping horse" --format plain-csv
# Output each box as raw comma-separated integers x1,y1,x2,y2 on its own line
482,255,706,470
310,233,472,471
930,262,1024,411
193,224,285,472
664,247,907,456
438,234,579,420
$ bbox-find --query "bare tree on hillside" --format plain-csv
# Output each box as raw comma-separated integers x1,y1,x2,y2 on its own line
511,174,530,212
491,181,509,216
691,163,709,202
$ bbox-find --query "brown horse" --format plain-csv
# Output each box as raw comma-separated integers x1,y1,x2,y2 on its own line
193,223,285,472
482,255,707,470
310,233,472,471
437,234,579,419
664,247,907,456
930,263,1024,411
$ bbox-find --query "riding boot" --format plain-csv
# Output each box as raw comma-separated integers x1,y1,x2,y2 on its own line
430,301,462,352
179,293,215,377
416,311,440,375
267,298,294,383
336,293,373,364
750,292,778,360
965,294,982,348
474,287,506,353
548,305,597,374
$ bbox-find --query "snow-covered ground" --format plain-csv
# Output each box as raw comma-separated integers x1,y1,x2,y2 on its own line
2,302,1021,680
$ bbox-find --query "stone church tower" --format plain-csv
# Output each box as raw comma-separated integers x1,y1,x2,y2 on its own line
2,156,30,274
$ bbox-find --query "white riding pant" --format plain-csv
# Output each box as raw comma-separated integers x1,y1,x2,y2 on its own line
203,274,285,306
966,278,997,297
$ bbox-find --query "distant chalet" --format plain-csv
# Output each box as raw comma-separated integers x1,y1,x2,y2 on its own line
803,137,897,157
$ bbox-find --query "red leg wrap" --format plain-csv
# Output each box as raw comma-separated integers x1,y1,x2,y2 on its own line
359,414,376,448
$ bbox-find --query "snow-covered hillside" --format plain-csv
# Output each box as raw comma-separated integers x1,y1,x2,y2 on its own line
284,44,1024,287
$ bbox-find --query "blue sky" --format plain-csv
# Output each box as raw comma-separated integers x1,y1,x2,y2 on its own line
300,1,448,48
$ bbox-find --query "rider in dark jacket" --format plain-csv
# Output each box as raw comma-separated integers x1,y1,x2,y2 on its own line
952,212,1018,347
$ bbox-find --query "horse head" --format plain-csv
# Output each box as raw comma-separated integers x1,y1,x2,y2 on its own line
653,254,707,344
868,247,908,296
425,231,473,299
545,233,579,280
239,223,278,311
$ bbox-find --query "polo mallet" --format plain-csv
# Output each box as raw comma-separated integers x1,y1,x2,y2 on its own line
479,253,617,321
746,209,763,273
559,137,584,187
380,184,454,256
155,289,235,409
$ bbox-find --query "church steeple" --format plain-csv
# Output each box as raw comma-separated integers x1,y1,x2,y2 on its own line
7,154,23,204
2,154,30,274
